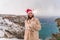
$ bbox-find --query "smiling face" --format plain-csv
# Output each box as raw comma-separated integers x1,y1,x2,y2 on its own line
28,11,33,18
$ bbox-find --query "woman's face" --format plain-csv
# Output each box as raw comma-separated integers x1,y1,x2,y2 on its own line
28,12,33,18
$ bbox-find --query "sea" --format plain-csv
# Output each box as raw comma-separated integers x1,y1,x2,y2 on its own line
38,16,59,40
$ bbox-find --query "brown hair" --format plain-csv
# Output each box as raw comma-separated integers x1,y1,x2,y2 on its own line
27,14,34,20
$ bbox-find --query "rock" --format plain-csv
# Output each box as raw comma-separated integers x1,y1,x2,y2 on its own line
0,15,26,39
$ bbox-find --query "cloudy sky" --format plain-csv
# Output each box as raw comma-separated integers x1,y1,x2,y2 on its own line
0,0,60,17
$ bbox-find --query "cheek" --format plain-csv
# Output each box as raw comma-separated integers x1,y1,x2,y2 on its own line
28,14,32,16
30,13,33,16
28,13,33,17
28,14,31,16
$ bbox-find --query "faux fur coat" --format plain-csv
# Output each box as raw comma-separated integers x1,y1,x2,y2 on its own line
24,17,41,40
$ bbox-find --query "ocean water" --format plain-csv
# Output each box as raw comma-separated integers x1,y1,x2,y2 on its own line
39,17,59,40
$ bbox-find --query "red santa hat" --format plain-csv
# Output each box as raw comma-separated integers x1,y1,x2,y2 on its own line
25,9,32,14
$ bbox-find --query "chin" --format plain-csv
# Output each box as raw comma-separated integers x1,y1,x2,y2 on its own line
30,16,32,17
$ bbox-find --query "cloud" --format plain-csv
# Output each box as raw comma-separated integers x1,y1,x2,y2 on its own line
0,0,35,15
0,0,60,17
33,0,60,17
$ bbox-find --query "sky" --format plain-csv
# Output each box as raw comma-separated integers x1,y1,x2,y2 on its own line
0,0,60,17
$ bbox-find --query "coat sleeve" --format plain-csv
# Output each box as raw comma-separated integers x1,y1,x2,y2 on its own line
33,18,41,31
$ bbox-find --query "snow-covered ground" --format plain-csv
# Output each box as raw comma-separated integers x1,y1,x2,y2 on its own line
0,38,23,40
0,16,25,38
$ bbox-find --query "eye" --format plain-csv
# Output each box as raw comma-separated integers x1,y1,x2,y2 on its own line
31,13,32,14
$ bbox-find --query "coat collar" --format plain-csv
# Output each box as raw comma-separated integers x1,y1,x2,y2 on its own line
30,17,35,21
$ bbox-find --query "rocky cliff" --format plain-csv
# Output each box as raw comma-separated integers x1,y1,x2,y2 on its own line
0,14,26,39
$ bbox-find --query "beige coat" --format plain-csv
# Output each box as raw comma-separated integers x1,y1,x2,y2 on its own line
24,17,41,40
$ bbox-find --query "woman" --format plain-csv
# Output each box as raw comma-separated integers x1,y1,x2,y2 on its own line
24,9,41,40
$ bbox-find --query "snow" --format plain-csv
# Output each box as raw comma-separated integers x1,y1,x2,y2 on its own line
0,30,4,38
0,38,23,40
0,17,25,38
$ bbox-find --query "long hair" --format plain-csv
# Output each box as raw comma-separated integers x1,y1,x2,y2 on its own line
27,14,34,20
